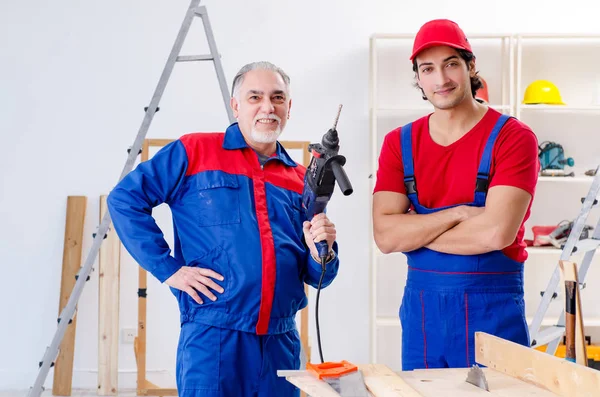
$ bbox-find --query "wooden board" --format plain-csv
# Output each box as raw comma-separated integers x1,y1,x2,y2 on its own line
402,368,557,396
53,196,87,396
98,195,121,395
135,261,148,394
279,372,341,397
360,364,422,396
475,331,600,396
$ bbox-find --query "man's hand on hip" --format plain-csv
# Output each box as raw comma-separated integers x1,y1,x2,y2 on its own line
165,266,224,304
304,213,336,261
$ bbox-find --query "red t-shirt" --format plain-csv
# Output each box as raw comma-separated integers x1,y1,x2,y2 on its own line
373,108,539,262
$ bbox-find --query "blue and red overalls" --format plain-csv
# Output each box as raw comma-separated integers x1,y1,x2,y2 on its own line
107,123,339,396
398,114,530,370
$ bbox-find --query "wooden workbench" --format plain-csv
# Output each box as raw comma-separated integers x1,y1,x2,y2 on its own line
284,365,558,397
400,368,557,396
282,332,600,397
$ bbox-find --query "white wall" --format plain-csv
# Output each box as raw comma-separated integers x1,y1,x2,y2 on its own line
2,0,600,391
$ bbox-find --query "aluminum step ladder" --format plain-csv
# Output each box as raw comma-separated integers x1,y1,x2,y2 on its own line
529,169,600,356
27,1,234,395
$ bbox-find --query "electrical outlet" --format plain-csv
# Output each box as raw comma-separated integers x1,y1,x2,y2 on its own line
121,327,136,344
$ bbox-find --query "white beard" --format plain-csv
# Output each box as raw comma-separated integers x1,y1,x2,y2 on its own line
249,114,282,143
249,125,281,143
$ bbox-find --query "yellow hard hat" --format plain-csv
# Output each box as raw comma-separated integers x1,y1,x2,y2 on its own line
523,80,566,105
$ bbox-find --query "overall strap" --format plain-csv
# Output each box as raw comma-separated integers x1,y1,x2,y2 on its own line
474,114,512,206
400,123,418,203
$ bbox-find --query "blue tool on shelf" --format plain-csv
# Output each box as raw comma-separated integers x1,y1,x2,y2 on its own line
539,141,575,177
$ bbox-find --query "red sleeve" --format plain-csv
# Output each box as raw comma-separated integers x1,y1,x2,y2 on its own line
489,118,540,195
373,127,406,194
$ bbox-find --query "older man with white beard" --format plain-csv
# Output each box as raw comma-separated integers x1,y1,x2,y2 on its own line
107,61,341,397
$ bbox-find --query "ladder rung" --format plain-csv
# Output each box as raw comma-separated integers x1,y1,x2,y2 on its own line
574,238,600,253
176,55,214,62
531,325,565,347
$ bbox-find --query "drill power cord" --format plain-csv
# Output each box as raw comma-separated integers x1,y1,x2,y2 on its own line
315,256,327,363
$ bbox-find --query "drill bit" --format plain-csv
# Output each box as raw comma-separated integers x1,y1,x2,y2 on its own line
332,104,343,130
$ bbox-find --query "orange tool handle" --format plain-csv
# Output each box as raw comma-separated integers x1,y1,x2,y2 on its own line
306,360,358,380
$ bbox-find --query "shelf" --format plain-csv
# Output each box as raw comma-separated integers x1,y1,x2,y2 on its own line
519,104,600,113
519,34,600,40
537,175,594,183
526,246,563,254
526,239,600,255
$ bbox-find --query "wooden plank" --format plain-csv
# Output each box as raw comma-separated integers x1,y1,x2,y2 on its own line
146,138,175,148
139,380,178,396
53,196,87,396
136,263,148,394
359,364,423,397
277,371,341,397
300,284,310,364
298,141,311,372
403,368,557,396
475,331,600,396
281,140,311,397
98,195,121,395
560,260,588,366
137,140,151,395
140,387,178,396
280,140,309,150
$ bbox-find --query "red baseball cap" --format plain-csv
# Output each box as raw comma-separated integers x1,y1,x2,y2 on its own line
410,19,472,61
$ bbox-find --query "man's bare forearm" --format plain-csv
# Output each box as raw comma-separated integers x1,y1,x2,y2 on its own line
374,207,463,254
426,213,505,255
426,186,532,255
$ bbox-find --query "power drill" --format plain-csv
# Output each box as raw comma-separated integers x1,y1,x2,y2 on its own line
302,104,353,260
302,105,353,364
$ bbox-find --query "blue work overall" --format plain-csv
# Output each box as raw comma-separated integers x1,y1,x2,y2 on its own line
399,114,530,370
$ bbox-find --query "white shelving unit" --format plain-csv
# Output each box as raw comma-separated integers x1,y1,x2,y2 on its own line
517,34,600,354
369,32,600,371
516,34,600,182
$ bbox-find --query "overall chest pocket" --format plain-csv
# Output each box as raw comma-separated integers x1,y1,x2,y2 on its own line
282,195,304,240
196,173,241,226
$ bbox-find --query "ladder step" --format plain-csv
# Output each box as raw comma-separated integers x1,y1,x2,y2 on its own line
176,55,214,62
574,238,600,253
531,325,565,347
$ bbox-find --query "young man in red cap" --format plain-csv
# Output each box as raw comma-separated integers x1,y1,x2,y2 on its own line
372,19,539,370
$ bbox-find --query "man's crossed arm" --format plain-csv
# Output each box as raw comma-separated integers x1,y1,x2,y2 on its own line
372,186,532,255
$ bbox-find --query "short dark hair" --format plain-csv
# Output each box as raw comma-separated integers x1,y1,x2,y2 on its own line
412,49,483,101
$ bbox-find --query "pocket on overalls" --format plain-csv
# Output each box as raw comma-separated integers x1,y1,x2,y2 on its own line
196,172,241,226
467,292,529,346
177,323,220,391
180,247,231,315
